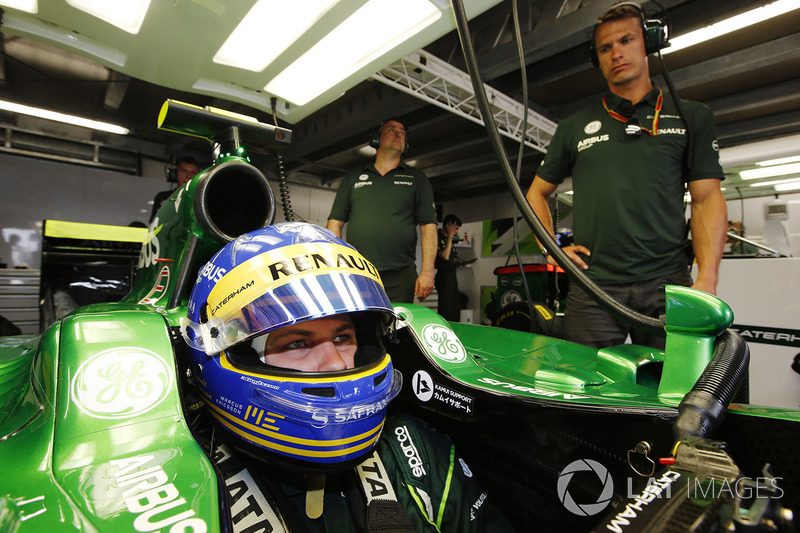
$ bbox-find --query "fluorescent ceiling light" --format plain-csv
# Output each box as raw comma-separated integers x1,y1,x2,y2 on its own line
213,0,338,71
0,99,129,135
66,0,151,34
748,176,800,187
0,0,37,13
662,0,800,55
265,0,441,106
775,181,800,192
740,162,800,180
756,155,800,166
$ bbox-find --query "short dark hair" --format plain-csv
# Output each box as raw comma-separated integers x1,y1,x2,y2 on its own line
443,214,462,226
380,117,408,134
593,2,644,43
370,118,410,151
175,155,199,167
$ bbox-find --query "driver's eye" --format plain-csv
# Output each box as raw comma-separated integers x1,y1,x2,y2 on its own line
284,340,305,350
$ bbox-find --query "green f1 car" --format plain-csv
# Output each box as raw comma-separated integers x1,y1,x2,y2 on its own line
1,102,798,533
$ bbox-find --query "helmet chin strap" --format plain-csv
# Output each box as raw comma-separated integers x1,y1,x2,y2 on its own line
305,474,326,519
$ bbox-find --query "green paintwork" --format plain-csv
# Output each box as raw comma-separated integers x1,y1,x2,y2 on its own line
2,105,799,532
0,309,221,532
393,288,800,423
0,151,237,530
659,285,735,398
123,154,250,317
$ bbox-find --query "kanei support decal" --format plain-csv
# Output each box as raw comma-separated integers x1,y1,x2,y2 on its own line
411,370,474,415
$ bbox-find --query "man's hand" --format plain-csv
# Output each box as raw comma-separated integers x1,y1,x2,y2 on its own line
551,244,592,270
418,223,437,301
415,270,435,300
445,221,459,238
690,278,717,295
326,219,344,238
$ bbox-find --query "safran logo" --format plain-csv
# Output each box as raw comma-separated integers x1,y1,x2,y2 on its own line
584,120,602,134
421,324,467,363
359,173,369,180
71,348,173,419
557,459,614,516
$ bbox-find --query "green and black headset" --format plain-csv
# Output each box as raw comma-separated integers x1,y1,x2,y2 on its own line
588,1,670,66
368,118,410,154
587,1,695,171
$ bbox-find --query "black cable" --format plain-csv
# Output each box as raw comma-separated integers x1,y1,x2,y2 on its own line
271,98,296,222
731,186,745,254
450,0,664,337
658,60,694,174
508,0,537,332
649,0,695,175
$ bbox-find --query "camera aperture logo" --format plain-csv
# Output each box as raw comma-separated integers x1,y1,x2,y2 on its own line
558,459,614,516
558,457,785,529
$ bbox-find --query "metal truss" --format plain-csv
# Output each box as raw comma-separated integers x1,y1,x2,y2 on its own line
371,50,556,153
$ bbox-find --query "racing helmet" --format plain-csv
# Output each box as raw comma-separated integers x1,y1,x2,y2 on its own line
181,222,401,472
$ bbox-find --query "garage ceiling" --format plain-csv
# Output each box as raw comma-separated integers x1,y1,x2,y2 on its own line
1,0,799,204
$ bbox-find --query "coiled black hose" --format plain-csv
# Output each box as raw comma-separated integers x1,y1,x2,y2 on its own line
674,329,751,441
271,97,295,222
276,153,295,222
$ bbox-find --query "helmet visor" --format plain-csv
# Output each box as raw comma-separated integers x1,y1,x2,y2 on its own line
182,268,392,355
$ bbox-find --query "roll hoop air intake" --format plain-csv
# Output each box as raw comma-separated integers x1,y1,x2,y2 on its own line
192,159,276,242
673,329,750,441
150,99,289,310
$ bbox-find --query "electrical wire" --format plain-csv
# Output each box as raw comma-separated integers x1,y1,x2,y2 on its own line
650,0,695,173
271,98,296,222
449,0,664,337
508,0,537,332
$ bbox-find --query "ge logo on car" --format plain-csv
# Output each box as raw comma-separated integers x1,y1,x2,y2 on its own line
421,324,467,363
71,348,173,419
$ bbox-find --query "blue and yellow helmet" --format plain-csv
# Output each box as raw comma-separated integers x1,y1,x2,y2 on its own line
181,222,401,472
